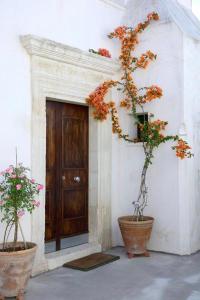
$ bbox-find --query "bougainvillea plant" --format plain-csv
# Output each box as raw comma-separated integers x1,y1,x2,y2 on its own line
86,12,193,221
89,48,111,58
0,157,43,251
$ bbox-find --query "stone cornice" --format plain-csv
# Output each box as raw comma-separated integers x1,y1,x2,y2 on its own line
20,35,120,76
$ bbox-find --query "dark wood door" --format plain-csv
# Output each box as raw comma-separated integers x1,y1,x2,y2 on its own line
45,100,88,251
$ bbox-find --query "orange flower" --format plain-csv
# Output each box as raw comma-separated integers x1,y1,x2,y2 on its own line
136,51,156,69
110,105,123,137
86,80,117,120
98,48,111,58
173,139,193,159
120,99,131,109
138,85,163,104
147,12,160,21
150,120,168,131
109,26,128,40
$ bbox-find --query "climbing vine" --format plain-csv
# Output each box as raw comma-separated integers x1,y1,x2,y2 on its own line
86,12,193,220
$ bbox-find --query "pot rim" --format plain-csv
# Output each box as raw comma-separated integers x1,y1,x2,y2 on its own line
0,241,37,256
118,215,154,224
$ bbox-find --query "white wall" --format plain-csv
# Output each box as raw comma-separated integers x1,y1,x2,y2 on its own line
0,0,124,242
193,0,200,19
179,0,192,8
183,36,200,253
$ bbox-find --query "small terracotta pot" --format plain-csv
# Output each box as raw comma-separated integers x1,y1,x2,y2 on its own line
118,216,154,258
0,242,37,299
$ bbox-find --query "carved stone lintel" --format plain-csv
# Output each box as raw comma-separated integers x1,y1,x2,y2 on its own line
20,35,120,76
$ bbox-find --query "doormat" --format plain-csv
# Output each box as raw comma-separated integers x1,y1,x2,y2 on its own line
63,252,120,271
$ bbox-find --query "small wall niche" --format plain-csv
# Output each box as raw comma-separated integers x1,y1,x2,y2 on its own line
137,113,148,141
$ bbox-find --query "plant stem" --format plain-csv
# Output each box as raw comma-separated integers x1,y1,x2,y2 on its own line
19,220,27,249
5,221,14,248
3,220,12,249
13,214,18,250
133,148,152,221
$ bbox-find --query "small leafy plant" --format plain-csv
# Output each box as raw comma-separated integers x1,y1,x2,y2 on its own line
89,48,111,58
0,158,43,251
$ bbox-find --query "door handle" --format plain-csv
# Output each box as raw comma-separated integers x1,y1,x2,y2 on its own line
74,176,81,183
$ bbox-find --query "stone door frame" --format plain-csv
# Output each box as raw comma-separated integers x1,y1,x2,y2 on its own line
21,35,119,275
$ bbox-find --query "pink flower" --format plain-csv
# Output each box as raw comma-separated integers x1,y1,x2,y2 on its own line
37,184,44,191
11,174,17,179
31,179,35,183
0,200,4,206
32,200,40,207
5,167,13,174
0,171,5,176
17,210,25,218
16,184,22,190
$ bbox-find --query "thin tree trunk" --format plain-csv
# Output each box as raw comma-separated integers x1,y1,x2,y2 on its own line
3,220,14,250
134,148,152,221
13,215,18,250
19,220,27,249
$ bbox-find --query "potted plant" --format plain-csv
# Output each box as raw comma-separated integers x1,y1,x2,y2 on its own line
0,157,43,299
86,12,193,258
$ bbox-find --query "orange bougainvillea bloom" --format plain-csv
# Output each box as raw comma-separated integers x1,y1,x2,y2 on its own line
173,139,193,159
109,26,128,40
89,48,112,58
98,48,111,58
111,106,122,135
138,85,163,104
150,120,168,131
86,80,118,120
120,99,131,109
147,12,160,21
109,13,159,72
136,51,157,69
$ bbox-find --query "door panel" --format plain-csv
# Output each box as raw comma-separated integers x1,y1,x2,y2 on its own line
60,103,88,239
62,190,87,219
45,100,88,250
45,102,57,241
62,118,86,168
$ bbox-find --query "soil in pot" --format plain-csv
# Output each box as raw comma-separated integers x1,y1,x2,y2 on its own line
0,242,37,300
118,216,154,258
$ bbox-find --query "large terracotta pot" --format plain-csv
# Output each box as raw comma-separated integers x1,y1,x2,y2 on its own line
0,242,37,300
118,216,154,258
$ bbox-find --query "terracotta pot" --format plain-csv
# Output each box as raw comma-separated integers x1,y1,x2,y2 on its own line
0,242,37,299
118,216,154,258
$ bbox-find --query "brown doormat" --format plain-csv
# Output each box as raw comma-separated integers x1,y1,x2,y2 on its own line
63,252,120,271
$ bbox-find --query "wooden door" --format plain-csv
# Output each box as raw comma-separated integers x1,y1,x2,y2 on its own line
45,100,88,251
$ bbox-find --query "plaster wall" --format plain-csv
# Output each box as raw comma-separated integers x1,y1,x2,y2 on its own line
183,36,200,253
179,0,192,8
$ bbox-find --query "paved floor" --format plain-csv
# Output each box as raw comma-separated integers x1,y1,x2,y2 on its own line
26,247,200,300
45,234,89,253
